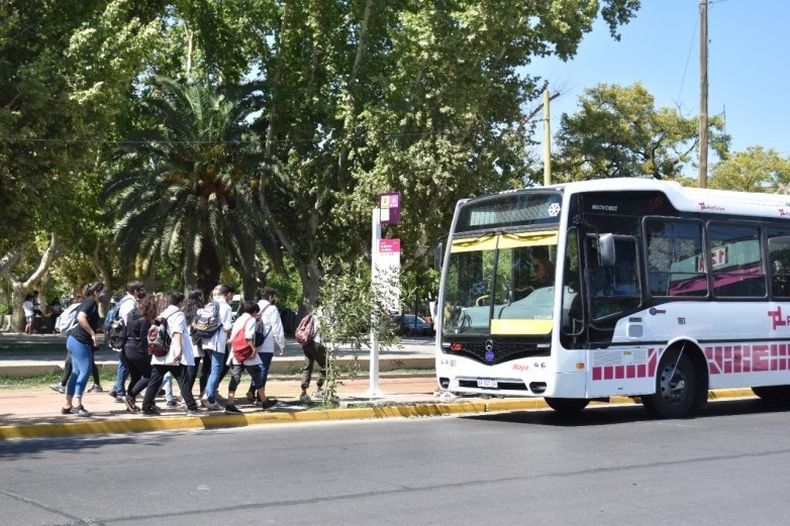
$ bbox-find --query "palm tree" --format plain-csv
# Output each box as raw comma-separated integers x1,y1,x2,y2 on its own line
103,77,281,294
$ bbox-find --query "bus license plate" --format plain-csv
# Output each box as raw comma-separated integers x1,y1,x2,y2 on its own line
477,378,497,388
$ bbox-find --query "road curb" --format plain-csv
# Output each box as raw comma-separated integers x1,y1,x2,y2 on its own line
0,388,757,441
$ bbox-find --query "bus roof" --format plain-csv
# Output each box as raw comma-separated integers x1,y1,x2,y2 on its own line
548,178,790,219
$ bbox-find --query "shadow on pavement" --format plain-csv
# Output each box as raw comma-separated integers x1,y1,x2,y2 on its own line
463,398,790,427
0,431,176,458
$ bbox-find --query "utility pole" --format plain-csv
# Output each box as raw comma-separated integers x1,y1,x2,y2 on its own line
543,88,552,186
698,0,709,188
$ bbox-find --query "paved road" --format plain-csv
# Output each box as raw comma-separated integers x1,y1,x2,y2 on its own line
2,398,789,525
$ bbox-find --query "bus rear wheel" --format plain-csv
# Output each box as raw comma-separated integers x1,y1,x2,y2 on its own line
545,397,589,414
752,385,790,406
643,349,698,418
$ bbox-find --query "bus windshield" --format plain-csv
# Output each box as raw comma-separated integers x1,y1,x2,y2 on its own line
442,232,571,335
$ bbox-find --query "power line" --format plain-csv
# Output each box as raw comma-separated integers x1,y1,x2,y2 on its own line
675,15,699,110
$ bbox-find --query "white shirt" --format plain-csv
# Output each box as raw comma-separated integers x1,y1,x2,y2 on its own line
117,293,138,323
257,300,285,354
22,300,34,317
200,296,233,353
227,313,263,366
150,305,195,366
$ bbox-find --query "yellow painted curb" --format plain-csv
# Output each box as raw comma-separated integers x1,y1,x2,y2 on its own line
0,388,760,441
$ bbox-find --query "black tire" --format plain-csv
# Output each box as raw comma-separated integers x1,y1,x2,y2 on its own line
545,397,589,414
642,349,698,418
752,385,790,406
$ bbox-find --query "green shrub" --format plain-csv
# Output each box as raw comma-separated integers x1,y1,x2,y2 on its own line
0,303,10,315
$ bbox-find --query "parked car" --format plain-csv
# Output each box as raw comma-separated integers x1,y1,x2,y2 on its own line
391,313,434,336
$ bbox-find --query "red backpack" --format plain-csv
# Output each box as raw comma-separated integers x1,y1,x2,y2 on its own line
294,315,315,345
230,317,256,362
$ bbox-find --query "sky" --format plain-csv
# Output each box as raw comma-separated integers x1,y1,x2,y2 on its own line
528,0,790,158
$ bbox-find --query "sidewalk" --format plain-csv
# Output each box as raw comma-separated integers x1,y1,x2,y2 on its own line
0,374,570,440
0,332,758,440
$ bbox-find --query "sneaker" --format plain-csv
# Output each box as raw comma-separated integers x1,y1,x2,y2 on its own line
123,395,138,414
115,395,125,403
299,393,312,403
311,391,324,400
74,405,92,417
108,389,117,399
50,383,65,394
245,389,255,403
61,406,74,415
142,406,160,416
261,399,278,411
88,384,103,393
166,400,178,408
186,408,201,416
205,400,221,411
224,404,242,414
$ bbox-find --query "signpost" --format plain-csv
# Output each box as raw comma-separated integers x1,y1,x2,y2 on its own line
368,193,400,397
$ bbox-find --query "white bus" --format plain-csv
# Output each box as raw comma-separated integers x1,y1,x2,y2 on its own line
435,178,790,417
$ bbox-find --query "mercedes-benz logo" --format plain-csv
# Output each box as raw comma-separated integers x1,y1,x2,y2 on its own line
484,339,494,352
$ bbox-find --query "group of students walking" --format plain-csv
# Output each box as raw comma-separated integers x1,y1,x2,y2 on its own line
57,280,327,417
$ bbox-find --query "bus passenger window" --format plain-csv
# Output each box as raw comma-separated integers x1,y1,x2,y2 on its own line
768,233,790,298
708,222,765,298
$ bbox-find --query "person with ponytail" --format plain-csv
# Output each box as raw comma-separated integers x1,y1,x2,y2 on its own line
61,282,107,417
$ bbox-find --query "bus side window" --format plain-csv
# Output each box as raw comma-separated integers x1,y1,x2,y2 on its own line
768,233,790,298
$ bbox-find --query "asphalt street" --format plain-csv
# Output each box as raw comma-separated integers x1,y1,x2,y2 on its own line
2,398,790,525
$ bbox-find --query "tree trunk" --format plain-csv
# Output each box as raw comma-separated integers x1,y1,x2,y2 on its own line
196,243,221,296
296,258,322,318
2,233,60,332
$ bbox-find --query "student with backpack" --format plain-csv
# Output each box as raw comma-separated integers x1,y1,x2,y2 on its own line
140,291,200,416
224,301,269,413
107,281,146,402
60,282,107,417
121,295,158,413
296,302,327,403
201,284,234,410
248,287,286,409
183,289,208,398
49,297,103,395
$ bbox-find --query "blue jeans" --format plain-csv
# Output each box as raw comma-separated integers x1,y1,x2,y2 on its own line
204,349,225,403
259,352,274,389
66,335,92,397
114,351,128,395
163,372,174,402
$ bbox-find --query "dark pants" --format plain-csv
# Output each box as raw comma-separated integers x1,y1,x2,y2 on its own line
300,341,327,391
60,346,101,386
142,365,197,411
188,356,210,396
229,364,263,392
125,351,152,398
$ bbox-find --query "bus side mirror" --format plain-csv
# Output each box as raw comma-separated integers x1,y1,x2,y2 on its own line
598,233,616,267
434,241,444,271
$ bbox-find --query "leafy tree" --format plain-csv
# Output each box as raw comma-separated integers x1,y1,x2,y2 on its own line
708,146,790,193
1,0,160,299
553,82,729,181
222,0,643,308
102,77,279,294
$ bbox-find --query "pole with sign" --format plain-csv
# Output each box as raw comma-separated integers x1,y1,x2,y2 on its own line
367,193,401,397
